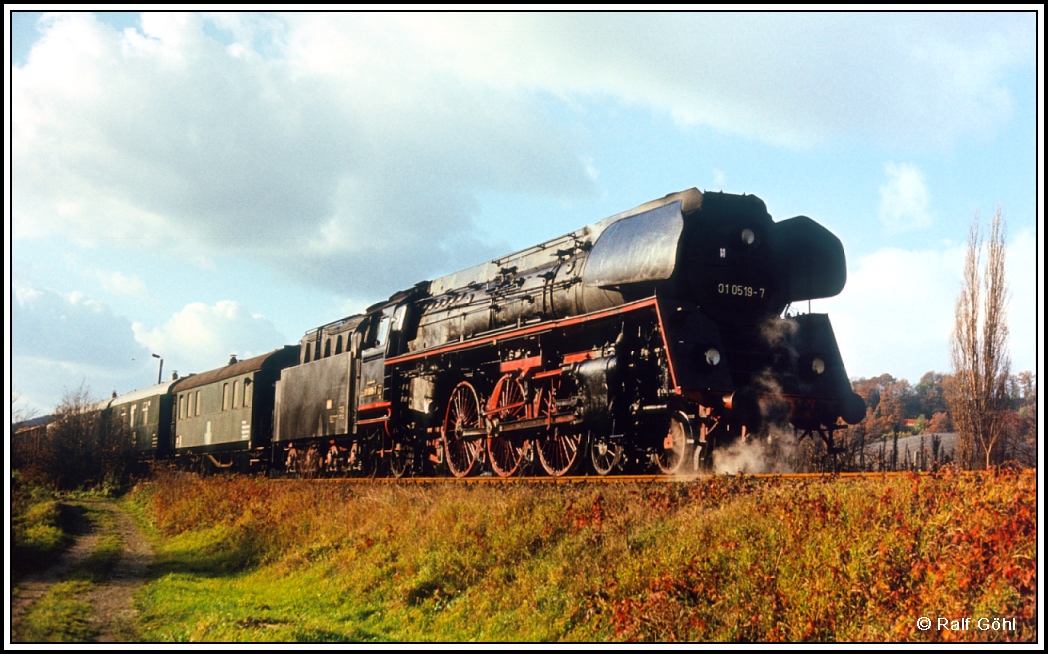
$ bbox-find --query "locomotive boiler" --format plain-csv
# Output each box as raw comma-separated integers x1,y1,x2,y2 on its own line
274,188,865,477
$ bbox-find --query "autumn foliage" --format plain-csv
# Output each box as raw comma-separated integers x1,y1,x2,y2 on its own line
130,470,1035,642
609,471,1035,642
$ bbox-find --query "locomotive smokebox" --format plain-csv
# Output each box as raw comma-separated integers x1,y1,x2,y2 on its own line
678,192,848,327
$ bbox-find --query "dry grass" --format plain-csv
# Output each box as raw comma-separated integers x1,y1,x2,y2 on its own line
128,469,1036,642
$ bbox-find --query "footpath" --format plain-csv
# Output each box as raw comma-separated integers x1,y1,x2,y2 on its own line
10,500,155,643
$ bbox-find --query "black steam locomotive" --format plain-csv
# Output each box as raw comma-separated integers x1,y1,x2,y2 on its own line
262,187,865,477
65,187,862,478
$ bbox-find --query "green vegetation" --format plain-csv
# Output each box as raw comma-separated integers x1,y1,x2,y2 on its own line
69,506,124,581
127,470,1035,642
12,476,76,581
13,581,98,642
12,383,143,494
12,490,126,643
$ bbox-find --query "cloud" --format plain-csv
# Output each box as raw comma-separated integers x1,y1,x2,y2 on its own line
13,285,150,368
1003,226,1037,376
12,12,1032,303
879,162,933,232
10,287,292,413
131,300,288,375
824,228,1037,383
11,285,156,413
12,12,593,302
825,244,964,383
369,13,1030,148
90,268,149,299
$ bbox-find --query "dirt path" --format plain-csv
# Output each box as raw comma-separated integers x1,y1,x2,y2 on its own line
10,500,155,642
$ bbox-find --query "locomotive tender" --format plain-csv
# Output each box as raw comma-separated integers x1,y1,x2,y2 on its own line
271,187,865,477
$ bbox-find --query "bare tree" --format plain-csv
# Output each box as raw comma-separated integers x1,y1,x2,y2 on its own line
11,391,38,428
947,207,1010,469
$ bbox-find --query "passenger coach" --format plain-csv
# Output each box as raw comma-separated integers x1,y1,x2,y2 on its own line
172,346,299,472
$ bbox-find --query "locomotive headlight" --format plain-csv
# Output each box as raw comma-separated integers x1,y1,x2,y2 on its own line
811,357,826,375
741,228,755,245
705,348,721,367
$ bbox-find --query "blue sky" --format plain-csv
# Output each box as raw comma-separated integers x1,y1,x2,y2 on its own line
7,10,1042,416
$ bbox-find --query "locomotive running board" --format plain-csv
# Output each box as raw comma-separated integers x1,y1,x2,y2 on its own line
386,296,661,366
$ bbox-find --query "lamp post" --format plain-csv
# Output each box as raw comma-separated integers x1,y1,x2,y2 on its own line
151,353,163,385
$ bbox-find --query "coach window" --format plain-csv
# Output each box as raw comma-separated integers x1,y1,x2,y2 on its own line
233,380,240,409
196,390,201,416
179,394,186,419
324,339,331,358
130,405,137,428
335,335,343,354
243,378,252,408
314,341,321,361
188,391,195,417
223,383,230,411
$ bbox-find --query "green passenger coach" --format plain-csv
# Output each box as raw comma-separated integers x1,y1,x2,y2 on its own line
172,346,299,472
109,378,181,457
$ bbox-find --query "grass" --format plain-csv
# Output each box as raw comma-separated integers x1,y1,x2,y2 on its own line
11,499,125,643
69,505,123,582
11,481,76,582
12,581,98,642
125,469,1036,642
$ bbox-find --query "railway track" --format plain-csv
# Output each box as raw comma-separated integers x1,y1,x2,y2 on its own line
271,469,1024,484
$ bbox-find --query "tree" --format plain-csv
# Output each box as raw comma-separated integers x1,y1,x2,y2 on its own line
11,391,38,428
926,410,952,434
1005,370,1037,466
915,371,947,418
13,382,145,490
878,379,915,436
46,383,104,489
946,207,1010,469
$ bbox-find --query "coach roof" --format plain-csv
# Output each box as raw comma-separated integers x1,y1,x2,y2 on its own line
171,346,298,393
110,378,185,406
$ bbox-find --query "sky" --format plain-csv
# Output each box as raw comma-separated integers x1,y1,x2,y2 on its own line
7,10,1043,418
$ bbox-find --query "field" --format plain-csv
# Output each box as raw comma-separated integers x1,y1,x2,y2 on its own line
109,468,1037,642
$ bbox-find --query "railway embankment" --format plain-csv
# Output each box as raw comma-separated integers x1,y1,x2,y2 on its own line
11,469,1035,642
115,468,1036,642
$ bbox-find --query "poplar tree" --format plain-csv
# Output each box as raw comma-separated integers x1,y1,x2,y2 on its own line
947,207,1010,469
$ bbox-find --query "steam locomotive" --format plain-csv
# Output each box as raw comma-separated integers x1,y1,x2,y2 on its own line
99,188,866,477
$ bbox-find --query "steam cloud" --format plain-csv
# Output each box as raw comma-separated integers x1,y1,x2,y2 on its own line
711,425,820,474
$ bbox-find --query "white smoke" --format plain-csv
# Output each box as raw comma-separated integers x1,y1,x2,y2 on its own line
759,315,799,350
711,425,819,474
